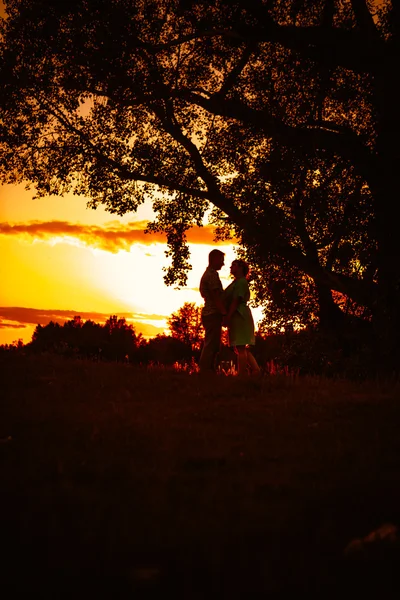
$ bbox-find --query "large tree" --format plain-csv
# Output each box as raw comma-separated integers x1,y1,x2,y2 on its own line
0,1,398,358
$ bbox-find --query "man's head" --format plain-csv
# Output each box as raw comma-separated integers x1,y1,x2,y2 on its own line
208,249,225,271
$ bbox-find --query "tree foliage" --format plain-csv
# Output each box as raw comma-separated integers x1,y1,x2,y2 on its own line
24,314,196,365
167,301,203,350
140,333,193,364
1,0,399,357
30,315,143,361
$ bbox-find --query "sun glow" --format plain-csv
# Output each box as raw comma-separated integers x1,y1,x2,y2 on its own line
0,180,264,346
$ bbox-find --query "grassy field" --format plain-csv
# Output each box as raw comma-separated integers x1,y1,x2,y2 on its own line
1,353,400,598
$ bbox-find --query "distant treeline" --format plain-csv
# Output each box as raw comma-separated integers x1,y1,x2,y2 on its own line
0,304,381,380
0,304,206,364
1,314,199,365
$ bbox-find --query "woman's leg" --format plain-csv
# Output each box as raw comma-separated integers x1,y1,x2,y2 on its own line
247,349,260,374
236,346,248,375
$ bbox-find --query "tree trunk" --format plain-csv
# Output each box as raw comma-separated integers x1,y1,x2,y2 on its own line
372,173,400,372
315,283,347,331
370,26,400,372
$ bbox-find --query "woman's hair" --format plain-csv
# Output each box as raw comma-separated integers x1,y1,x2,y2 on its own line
233,259,250,277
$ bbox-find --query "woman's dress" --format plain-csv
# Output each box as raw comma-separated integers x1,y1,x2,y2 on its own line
223,277,255,347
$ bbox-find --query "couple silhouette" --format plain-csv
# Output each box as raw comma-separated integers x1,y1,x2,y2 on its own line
198,249,260,376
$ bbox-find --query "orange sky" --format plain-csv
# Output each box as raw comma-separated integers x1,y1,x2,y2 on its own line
0,182,262,345
0,1,260,345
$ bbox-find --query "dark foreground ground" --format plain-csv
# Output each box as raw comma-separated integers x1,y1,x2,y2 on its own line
1,354,400,598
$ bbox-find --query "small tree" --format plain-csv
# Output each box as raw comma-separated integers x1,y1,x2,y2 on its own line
141,334,192,364
168,302,203,351
31,321,64,353
103,315,140,361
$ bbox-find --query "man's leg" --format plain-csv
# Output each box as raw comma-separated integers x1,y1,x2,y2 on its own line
199,313,222,372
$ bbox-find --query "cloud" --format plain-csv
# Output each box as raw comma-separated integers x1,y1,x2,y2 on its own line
0,220,230,252
0,307,125,326
131,312,168,321
0,307,167,339
0,321,26,329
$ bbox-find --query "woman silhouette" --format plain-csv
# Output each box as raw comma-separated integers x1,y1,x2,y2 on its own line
223,259,260,376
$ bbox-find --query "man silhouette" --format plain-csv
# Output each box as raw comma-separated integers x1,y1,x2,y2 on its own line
198,249,227,372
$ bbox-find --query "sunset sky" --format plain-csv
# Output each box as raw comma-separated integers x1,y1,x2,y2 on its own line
0,1,263,346
0,182,263,346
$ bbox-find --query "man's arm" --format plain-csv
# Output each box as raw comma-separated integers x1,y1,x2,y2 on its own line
210,288,227,315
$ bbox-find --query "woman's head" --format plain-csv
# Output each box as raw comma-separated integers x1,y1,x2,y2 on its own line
230,259,250,278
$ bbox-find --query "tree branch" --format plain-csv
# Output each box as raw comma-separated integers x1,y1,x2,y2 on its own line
39,96,378,308
350,0,380,41
324,189,360,271
155,98,245,224
177,90,375,180
292,170,319,263
213,42,258,98
238,18,385,72
155,98,377,306
35,97,212,202
150,21,384,74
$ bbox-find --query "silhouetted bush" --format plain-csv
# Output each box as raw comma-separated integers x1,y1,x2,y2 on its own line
136,334,192,365
255,325,380,380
